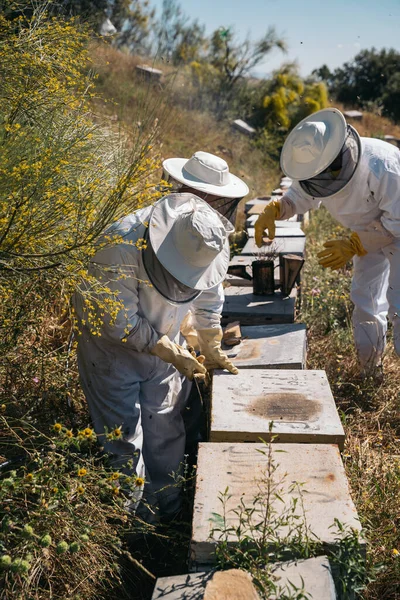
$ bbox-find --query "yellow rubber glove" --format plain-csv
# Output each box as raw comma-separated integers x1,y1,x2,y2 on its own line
197,328,239,374
317,233,367,270
254,200,281,247
151,335,207,380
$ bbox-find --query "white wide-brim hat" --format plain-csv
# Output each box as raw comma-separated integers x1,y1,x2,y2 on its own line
163,151,249,199
148,193,235,290
281,108,347,180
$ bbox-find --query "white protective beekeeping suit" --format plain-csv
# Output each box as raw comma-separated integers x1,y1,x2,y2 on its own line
256,108,400,372
72,194,235,519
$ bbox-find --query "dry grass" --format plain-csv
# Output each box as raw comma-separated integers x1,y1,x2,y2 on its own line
90,42,279,206
330,101,400,138
302,207,400,599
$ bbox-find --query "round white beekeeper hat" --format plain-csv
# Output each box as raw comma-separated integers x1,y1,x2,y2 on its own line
280,108,347,180
162,151,249,198
148,193,235,290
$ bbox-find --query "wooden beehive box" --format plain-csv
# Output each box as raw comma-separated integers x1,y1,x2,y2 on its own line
222,287,297,325
152,557,336,599
246,215,301,228
191,443,362,565
222,324,307,369
241,236,306,256
247,227,305,238
210,369,344,447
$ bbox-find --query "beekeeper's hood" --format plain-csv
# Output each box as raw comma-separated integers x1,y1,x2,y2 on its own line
144,193,234,299
280,108,361,198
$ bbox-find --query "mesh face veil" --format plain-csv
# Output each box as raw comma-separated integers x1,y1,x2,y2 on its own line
299,125,361,198
201,195,243,224
142,229,201,304
160,171,242,224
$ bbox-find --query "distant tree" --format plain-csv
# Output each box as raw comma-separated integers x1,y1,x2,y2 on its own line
311,64,333,85
172,19,206,64
154,0,206,64
110,0,154,52
2,0,106,28
381,72,400,123
329,48,400,108
2,0,153,45
58,0,108,19
209,26,286,91
205,26,286,117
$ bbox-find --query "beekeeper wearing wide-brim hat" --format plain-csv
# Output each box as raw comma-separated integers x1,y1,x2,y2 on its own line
255,107,400,376
162,150,249,223
73,193,239,521
162,150,249,348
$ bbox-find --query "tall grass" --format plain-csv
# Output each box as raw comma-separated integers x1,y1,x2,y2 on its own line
301,207,400,599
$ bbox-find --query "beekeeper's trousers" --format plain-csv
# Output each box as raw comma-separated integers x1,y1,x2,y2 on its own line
351,238,400,371
76,332,191,520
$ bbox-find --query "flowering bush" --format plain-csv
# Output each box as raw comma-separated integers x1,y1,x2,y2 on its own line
0,2,163,344
0,4,163,598
0,417,148,599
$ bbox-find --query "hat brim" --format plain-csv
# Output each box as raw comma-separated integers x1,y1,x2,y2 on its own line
149,193,232,291
281,108,347,180
163,157,249,198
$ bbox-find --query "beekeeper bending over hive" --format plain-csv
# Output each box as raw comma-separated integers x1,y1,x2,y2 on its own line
73,152,248,521
255,108,400,376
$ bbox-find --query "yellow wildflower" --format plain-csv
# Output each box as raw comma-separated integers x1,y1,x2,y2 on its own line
113,427,122,438
111,472,120,480
135,477,145,487
77,485,85,495
77,468,87,477
65,429,73,438
25,473,34,482
393,549,399,556
53,423,62,433
112,487,120,496
84,427,93,437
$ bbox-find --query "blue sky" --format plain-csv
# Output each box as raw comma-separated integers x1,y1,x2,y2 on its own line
151,0,400,77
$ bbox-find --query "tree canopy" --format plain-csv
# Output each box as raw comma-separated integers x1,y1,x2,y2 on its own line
313,48,400,123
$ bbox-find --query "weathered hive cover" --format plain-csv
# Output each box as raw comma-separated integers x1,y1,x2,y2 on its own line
152,556,336,599
232,119,256,137
191,443,362,564
210,369,344,447
222,287,297,325
246,215,301,228
269,556,337,599
222,324,306,369
151,572,213,599
225,272,254,287
247,226,305,238
241,236,306,256
343,110,363,120
136,64,163,78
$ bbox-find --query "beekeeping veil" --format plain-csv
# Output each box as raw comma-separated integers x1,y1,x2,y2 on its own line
280,108,361,198
162,151,249,223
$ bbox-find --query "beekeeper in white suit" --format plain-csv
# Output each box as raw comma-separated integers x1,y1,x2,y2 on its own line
73,152,248,521
162,150,249,349
255,108,400,375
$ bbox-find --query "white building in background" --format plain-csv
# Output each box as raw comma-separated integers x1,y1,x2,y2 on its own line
99,18,117,37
